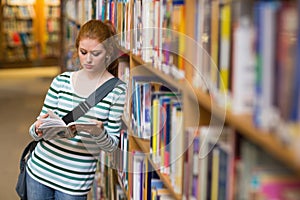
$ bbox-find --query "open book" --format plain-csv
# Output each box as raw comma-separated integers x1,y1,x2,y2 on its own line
38,110,99,140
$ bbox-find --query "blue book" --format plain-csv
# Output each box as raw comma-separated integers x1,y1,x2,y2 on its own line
290,0,300,121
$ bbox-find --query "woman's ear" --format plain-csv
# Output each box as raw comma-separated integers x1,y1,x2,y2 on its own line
105,55,111,66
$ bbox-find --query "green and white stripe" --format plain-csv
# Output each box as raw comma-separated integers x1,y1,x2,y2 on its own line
27,71,126,195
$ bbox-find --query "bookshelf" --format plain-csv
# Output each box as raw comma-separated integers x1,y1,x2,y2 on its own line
61,0,300,199
60,0,95,71
0,0,62,68
44,0,61,58
0,0,38,63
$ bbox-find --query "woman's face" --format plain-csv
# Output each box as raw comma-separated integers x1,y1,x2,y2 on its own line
78,38,107,73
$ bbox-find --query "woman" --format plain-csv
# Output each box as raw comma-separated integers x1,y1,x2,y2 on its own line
26,19,127,199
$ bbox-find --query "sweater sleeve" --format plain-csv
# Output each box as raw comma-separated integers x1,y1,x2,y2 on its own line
28,74,62,140
93,84,127,152
91,129,119,153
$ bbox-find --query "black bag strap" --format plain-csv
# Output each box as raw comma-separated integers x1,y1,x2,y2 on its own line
19,140,38,170
62,77,123,124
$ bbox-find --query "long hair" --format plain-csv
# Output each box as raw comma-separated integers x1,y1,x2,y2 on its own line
75,19,119,77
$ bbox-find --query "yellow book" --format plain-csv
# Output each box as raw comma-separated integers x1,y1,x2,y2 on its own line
178,4,185,71
219,2,231,93
151,188,157,200
211,148,220,200
172,2,186,71
143,160,148,200
153,188,172,199
152,98,159,163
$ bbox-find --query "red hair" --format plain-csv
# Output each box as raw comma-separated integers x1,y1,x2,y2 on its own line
75,19,119,76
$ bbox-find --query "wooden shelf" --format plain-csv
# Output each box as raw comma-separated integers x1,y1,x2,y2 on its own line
194,89,300,176
132,136,182,200
123,117,182,200
130,52,300,176
131,54,186,90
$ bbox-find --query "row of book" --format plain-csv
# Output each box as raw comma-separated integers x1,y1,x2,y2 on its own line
131,0,185,77
45,2,61,58
100,0,300,146
131,152,176,200
3,0,35,5
4,31,35,46
117,72,185,197
59,1,300,200
3,31,37,61
63,0,95,70
183,126,300,200
103,0,132,50
183,126,235,200
43,1,61,58
64,0,94,26
46,18,60,33
45,0,60,6
115,125,300,200
44,46,60,58
2,4,35,19
116,130,176,200
131,76,179,138
93,0,300,135
1,0,62,62
2,19,33,33
5,45,36,61
63,19,80,70
63,0,138,71
117,108,300,199
250,1,299,131
130,75,184,193
46,32,59,43
237,139,300,199
93,150,127,200
45,6,60,18
91,0,187,79
191,0,300,132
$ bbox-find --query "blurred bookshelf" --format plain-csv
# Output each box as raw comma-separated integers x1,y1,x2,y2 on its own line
37,0,300,199
0,0,62,69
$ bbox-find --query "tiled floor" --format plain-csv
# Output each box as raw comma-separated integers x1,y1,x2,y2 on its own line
0,66,60,199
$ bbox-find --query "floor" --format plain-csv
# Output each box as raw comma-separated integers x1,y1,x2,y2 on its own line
0,66,60,199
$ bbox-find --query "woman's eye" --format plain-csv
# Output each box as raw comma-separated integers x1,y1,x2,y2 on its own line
80,50,87,55
92,52,101,56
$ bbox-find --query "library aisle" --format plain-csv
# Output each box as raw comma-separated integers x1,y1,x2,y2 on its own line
0,66,59,199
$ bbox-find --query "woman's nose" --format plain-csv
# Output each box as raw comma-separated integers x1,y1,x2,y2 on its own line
87,53,92,63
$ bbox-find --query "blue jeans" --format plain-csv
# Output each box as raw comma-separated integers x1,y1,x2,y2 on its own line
26,172,88,200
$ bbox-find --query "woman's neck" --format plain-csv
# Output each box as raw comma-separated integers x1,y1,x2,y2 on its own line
73,69,112,97
80,69,106,81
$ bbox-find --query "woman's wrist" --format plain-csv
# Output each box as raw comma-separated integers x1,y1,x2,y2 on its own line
90,128,106,139
30,122,42,140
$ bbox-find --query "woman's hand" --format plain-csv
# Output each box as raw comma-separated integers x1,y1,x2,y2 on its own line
35,113,49,137
91,119,104,130
75,120,104,136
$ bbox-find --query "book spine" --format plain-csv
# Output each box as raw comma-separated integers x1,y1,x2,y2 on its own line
291,23,300,122
231,17,255,114
218,1,231,94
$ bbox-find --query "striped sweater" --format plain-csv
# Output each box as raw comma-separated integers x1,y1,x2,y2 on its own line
27,71,127,195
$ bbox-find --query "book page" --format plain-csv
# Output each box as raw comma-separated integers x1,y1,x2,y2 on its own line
38,110,101,139
39,125,75,140
73,122,103,136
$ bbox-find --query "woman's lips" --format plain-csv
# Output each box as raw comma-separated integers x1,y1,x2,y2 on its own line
84,64,93,69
